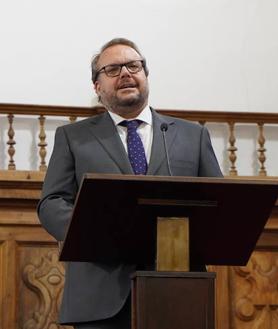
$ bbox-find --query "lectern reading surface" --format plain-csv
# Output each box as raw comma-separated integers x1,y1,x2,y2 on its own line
60,174,278,267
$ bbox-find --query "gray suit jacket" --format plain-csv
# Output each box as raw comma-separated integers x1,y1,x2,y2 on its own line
37,109,222,325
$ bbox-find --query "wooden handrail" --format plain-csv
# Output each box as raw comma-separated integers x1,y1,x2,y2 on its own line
1,103,278,123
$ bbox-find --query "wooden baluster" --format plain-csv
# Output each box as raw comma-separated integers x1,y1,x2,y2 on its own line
38,115,47,171
69,116,77,123
7,114,16,170
228,122,238,176
257,122,267,176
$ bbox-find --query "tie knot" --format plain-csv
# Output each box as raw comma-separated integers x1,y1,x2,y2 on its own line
119,119,142,131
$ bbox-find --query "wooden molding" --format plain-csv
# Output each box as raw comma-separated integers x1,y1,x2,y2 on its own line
1,102,278,123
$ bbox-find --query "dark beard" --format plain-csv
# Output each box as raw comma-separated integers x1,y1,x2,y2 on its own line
108,89,149,112
116,94,143,107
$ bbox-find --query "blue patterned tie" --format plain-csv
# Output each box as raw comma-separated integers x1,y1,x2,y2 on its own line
120,120,148,175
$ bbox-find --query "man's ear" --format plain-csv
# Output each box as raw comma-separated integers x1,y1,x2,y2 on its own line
94,81,100,95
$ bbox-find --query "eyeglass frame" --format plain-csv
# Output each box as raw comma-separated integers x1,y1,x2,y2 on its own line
94,59,146,82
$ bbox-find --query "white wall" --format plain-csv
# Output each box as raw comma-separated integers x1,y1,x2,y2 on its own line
0,0,277,175
0,0,278,111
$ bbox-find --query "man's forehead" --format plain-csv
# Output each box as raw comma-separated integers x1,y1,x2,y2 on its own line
98,45,141,67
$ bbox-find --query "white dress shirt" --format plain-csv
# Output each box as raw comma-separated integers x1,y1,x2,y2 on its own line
108,106,153,163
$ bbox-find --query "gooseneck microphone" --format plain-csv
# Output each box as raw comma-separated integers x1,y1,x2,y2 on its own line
160,123,173,176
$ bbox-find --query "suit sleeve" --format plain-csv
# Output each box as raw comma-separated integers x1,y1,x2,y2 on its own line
198,126,223,177
37,126,78,241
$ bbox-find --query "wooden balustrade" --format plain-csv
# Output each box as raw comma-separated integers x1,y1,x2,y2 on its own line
7,113,16,170
0,103,278,176
227,122,238,176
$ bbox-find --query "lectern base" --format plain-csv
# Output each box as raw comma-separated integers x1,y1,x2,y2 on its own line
131,271,215,329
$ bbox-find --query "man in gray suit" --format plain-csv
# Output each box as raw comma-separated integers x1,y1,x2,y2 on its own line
37,38,222,329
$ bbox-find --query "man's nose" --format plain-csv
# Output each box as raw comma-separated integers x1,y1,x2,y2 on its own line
120,65,131,77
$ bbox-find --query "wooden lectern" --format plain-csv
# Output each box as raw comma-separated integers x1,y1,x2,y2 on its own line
60,174,278,329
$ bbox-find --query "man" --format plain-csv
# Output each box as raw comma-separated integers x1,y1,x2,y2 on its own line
37,38,222,329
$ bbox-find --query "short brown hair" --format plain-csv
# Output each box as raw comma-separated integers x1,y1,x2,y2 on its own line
91,38,149,83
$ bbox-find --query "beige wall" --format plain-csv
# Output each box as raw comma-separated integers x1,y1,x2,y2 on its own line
0,0,278,112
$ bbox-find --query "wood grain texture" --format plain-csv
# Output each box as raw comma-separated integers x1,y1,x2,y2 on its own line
208,204,278,329
0,177,72,329
1,102,278,123
157,217,189,271
231,252,278,329
0,174,277,329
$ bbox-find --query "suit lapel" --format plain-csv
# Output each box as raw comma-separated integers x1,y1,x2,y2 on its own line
88,112,133,174
87,109,176,175
148,109,176,175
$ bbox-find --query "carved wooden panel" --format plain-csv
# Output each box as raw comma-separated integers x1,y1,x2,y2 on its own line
0,230,73,329
19,247,69,329
230,252,278,329
0,173,73,329
208,207,278,329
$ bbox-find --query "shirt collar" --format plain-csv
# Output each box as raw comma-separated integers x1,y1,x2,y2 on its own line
108,105,152,126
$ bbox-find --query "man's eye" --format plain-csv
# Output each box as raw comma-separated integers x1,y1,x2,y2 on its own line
128,64,139,70
106,66,120,74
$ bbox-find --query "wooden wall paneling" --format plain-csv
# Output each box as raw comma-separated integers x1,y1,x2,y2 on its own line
229,251,278,329
18,242,65,328
0,223,73,329
0,173,73,329
208,265,230,329
208,202,278,329
0,239,17,329
0,171,277,329
228,205,278,329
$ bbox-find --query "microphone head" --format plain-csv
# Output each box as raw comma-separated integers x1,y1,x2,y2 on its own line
160,123,168,132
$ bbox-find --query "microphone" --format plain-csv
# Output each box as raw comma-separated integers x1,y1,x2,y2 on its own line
160,123,173,176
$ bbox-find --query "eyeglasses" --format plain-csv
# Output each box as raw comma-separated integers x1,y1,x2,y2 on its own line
96,60,144,79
